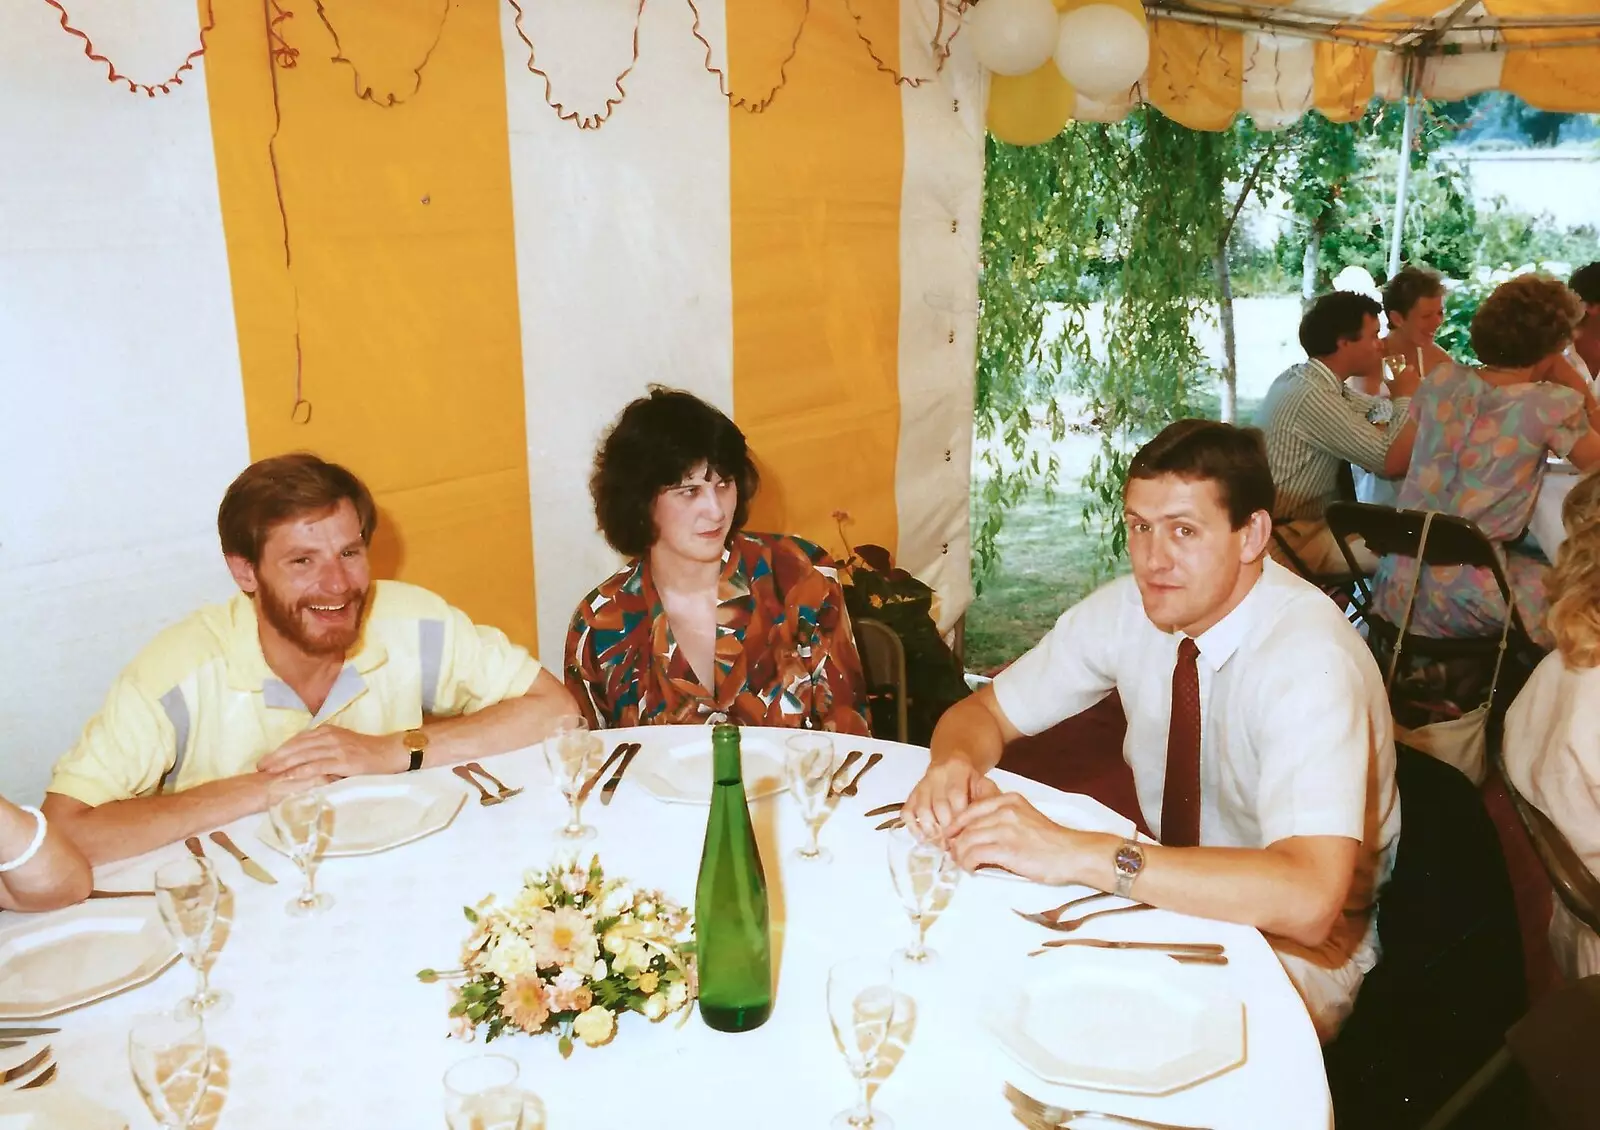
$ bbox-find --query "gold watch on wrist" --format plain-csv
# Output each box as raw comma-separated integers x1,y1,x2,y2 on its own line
403,728,429,772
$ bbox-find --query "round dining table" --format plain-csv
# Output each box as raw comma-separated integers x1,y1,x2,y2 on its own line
39,726,1332,1129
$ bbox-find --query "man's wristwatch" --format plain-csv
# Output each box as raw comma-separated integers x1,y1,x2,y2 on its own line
403,728,429,772
1112,840,1145,898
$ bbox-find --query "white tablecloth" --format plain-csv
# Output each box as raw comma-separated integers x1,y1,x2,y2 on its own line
1532,470,1578,561
36,727,1331,1129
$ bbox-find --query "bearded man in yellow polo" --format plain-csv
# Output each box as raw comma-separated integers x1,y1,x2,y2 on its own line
43,453,576,866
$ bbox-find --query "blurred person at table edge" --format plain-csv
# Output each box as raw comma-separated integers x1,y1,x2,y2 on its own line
1503,469,1600,979
903,420,1400,1043
42,453,577,868
566,387,869,735
0,795,92,910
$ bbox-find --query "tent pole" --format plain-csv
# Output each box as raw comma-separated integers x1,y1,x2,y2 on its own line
1386,66,1420,279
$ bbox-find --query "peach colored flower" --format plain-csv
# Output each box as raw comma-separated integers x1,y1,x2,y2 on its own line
549,967,592,1014
502,974,550,1032
531,907,597,969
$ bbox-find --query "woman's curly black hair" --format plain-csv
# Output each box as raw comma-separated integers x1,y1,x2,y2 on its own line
590,387,760,558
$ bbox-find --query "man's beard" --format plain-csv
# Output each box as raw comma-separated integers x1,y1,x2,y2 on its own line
258,579,368,658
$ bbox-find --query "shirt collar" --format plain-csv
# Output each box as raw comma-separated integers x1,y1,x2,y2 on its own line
1185,565,1271,670
222,589,388,693
1303,358,1341,388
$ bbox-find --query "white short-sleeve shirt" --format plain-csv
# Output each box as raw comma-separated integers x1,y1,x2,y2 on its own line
993,558,1401,1039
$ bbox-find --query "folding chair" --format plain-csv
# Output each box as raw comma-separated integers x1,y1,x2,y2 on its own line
854,618,909,744
1270,463,1367,623
1325,502,1537,756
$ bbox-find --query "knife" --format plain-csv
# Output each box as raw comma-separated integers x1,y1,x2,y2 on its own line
211,831,278,885
0,1029,57,1039
185,836,207,861
1036,939,1225,953
599,743,642,806
863,801,903,819
578,742,632,804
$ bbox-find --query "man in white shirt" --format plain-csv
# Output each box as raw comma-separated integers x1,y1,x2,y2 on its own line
904,420,1401,1042
1256,291,1420,574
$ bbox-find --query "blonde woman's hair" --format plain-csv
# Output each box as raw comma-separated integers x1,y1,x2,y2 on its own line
1548,470,1600,668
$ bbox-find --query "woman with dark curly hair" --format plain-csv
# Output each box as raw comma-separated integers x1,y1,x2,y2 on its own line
563,388,870,733
1370,275,1600,647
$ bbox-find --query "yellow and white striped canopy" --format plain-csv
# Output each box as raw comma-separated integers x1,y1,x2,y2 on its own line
1103,1,1600,129
1,0,986,799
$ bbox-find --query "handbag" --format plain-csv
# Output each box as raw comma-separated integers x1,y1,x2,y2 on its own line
1382,512,1514,785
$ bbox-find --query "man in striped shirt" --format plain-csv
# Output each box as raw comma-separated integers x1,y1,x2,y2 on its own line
1256,292,1420,575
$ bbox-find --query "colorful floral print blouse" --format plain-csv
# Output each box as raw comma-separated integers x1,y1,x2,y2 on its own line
563,532,870,734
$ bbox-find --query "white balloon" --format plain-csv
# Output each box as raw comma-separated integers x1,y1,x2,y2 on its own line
1053,5,1149,99
967,0,1061,77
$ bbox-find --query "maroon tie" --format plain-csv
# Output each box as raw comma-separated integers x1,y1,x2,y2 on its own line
1161,637,1202,848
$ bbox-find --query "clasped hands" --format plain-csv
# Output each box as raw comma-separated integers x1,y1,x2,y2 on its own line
901,758,1090,886
253,726,399,794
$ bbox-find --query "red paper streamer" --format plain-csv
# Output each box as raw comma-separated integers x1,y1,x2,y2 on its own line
42,0,216,97
312,0,450,108
686,0,809,115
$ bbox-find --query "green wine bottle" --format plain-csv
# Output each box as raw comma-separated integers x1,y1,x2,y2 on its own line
694,723,774,1032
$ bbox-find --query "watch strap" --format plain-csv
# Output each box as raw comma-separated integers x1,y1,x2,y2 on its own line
407,748,425,772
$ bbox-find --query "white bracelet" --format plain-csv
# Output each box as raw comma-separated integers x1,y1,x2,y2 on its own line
0,807,48,874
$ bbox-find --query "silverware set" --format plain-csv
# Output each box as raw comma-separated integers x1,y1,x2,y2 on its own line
1007,1082,1213,1130
598,743,641,806
0,1031,59,1092
453,761,525,807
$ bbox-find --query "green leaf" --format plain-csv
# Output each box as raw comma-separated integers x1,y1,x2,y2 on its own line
416,968,438,983
463,906,479,924
558,1034,574,1059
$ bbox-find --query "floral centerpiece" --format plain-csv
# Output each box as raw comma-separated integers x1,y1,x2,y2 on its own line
418,856,696,1056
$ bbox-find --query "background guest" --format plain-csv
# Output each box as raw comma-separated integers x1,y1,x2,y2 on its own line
1504,470,1600,977
1370,275,1600,649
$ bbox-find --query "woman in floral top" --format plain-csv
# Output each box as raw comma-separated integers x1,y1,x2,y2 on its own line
1370,275,1600,648
565,388,870,734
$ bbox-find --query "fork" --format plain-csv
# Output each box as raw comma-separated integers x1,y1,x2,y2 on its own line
826,751,863,797
1020,903,1156,932
1012,890,1130,925
465,762,523,800
0,1048,51,1087
452,765,503,807
1007,1082,1212,1130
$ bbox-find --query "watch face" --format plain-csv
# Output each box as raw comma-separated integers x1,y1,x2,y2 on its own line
1114,843,1144,876
404,728,429,750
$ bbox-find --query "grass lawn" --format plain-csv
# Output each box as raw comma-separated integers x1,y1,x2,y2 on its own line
963,486,1127,674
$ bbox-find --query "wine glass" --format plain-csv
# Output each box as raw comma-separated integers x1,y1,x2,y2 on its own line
1382,352,1411,385
128,1011,210,1130
154,856,230,1017
885,826,961,965
267,783,334,916
543,715,604,841
784,732,837,862
826,958,898,1130
444,1054,543,1130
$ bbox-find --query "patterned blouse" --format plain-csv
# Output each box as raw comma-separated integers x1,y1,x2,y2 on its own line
1369,364,1588,649
563,532,871,734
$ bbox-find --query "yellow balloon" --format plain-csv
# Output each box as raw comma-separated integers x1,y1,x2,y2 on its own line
987,61,1076,147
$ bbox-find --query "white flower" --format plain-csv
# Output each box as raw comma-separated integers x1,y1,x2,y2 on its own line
483,932,538,982
619,940,652,973
598,884,634,918
666,979,690,1010
603,930,627,956
634,899,657,920
642,993,667,1021
591,958,609,981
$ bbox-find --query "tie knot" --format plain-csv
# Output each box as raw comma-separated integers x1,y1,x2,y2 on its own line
1178,637,1199,662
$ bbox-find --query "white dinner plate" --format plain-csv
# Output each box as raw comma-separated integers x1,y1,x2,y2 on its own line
255,776,467,857
627,735,787,805
0,1087,128,1129
987,950,1245,1095
975,794,1139,882
0,902,179,1021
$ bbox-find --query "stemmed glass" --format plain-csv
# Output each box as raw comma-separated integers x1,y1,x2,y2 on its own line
154,856,230,1017
784,732,838,863
826,958,898,1130
444,1054,543,1130
543,715,605,841
129,1011,211,1130
267,783,334,917
885,826,961,965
